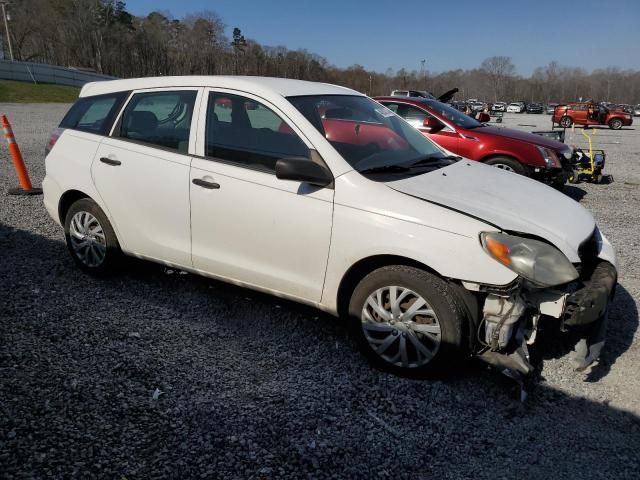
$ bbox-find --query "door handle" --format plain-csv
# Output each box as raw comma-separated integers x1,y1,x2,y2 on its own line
192,178,220,189
100,157,121,166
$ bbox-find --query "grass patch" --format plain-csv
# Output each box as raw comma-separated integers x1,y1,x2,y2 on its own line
0,80,79,103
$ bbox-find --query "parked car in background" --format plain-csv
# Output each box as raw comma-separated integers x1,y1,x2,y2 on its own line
450,101,468,112
546,103,558,114
43,76,617,380
492,102,507,111
374,96,572,187
526,103,544,114
506,102,524,113
470,101,485,112
613,104,634,114
634,104,640,117
553,102,633,129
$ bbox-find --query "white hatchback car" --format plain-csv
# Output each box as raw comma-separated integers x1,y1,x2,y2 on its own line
44,76,617,379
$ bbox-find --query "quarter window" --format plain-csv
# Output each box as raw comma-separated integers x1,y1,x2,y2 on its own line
205,92,309,172
119,91,197,153
60,91,129,135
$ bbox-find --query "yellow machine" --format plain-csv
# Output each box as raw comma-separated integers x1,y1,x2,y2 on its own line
568,127,608,184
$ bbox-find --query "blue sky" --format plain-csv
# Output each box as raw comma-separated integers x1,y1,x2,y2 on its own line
126,0,640,75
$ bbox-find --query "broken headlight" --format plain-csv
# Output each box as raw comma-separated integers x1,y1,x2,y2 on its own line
536,146,562,168
480,232,579,287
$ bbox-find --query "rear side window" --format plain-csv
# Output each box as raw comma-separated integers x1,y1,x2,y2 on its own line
118,90,197,154
60,91,129,135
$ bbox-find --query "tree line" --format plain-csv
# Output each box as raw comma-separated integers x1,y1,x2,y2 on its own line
6,0,640,104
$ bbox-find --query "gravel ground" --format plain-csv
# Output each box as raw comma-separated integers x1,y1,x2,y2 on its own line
1,104,639,479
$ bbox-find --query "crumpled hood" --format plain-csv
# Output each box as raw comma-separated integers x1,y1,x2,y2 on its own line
386,160,595,262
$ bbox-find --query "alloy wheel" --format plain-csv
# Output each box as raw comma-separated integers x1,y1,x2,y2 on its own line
69,211,107,267
360,286,441,368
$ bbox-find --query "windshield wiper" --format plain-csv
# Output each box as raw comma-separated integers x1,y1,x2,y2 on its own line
358,164,412,175
410,155,460,167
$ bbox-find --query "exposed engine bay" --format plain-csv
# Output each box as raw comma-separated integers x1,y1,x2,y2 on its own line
466,260,616,398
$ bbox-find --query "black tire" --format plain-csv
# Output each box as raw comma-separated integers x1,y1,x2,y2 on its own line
608,118,623,130
568,170,580,184
559,116,573,128
551,177,566,191
64,198,122,276
484,156,528,176
348,265,467,377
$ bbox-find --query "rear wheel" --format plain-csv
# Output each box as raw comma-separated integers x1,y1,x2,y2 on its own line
484,156,527,176
568,170,580,184
348,266,467,377
559,116,573,128
64,198,122,276
608,118,623,130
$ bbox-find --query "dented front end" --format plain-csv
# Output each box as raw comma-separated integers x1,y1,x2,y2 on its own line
466,230,617,382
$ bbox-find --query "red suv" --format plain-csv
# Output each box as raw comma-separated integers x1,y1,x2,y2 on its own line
553,102,632,130
374,96,572,186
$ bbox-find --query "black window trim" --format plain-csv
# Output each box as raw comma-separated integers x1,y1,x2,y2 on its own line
59,90,131,136
110,88,200,155
201,90,312,175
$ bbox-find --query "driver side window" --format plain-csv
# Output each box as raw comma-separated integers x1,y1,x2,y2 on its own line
396,105,429,128
205,92,310,172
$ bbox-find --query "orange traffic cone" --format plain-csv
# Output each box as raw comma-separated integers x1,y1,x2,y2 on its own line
2,114,42,195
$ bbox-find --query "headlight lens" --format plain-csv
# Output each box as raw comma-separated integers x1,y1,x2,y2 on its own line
480,232,579,287
536,146,562,168
559,144,573,160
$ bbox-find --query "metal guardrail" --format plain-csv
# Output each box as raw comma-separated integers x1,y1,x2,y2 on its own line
0,59,116,87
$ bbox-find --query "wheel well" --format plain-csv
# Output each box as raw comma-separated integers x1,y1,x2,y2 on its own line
335,255,482,348
336,255,440,319
481,153,520,164
58,190,89,224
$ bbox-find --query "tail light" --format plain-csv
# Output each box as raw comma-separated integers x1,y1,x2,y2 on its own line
45,128,64,157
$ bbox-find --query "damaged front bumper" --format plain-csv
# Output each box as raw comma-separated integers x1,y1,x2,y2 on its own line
471,258,617,380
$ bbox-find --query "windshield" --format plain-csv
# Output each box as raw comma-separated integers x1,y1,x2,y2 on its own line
420,99,483,129
287,95,450,174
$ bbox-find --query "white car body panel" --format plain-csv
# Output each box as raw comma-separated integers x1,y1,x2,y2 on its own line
43,129,107,225
189,160,334,302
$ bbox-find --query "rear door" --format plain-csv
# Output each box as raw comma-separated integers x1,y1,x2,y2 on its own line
91,88,202,266
189,89,334,302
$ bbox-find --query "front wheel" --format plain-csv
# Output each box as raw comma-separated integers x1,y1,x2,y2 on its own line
608,118,623,130
484,156,527,176
348,266,467,377
559,116,573,128
64,198,122,275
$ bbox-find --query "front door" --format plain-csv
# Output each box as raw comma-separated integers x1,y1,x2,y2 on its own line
189,90,334,302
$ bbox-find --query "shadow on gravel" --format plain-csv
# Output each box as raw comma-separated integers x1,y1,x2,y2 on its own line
534,285,638,383
563,185,587,202
2,222,640,479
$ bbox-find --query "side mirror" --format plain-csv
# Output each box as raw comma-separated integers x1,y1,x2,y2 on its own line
476,112,491,123
422,116,444,133
275,156,333,187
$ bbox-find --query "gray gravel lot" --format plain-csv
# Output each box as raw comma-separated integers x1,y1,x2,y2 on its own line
1,104,639,479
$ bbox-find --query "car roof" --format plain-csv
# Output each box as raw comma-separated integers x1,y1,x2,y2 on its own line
80,75,359,99
374,96,434,106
